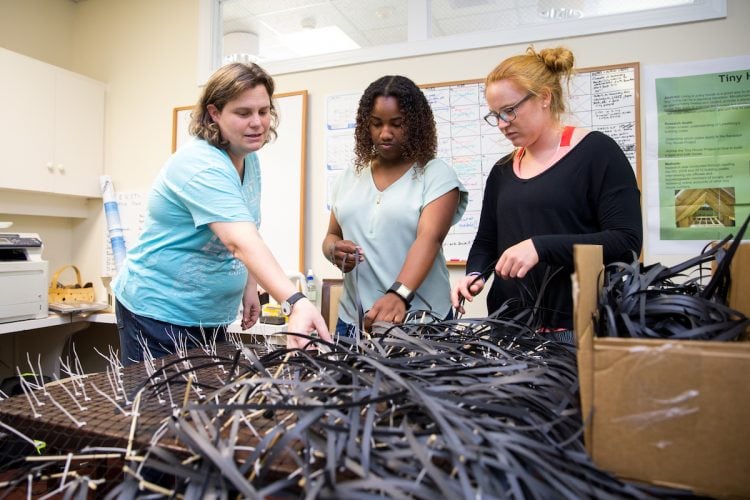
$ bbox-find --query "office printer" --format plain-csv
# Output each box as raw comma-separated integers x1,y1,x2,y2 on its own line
0,233,48,323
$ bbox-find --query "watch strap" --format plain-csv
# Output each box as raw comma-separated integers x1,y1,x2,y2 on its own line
282,292,306,315
387,281,414,307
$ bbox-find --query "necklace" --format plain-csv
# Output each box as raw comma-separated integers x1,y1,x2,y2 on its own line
515,127,567,177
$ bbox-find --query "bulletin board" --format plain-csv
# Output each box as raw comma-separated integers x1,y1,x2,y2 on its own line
420,62,641,264
114,90,308,276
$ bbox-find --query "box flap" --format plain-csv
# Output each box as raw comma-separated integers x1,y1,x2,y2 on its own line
572,244,603,451
728,243,750,318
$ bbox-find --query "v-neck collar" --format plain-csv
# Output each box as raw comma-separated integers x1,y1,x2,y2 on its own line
368,161,415,193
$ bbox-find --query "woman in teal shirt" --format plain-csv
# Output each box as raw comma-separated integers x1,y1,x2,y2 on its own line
114,63,331,365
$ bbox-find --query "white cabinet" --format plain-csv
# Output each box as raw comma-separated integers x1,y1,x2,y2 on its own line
0,48,105,198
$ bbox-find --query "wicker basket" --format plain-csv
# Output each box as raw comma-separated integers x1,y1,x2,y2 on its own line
48,265,95,303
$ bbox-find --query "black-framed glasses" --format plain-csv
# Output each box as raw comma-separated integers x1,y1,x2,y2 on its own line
483,93,534,126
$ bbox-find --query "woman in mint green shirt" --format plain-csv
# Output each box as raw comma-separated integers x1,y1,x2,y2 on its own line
323,75,468,336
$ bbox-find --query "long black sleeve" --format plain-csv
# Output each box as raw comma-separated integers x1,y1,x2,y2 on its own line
532,133,642,268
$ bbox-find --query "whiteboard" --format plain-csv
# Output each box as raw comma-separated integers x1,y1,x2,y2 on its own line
118,91,308,276
421,63,641,264
256,91,307,274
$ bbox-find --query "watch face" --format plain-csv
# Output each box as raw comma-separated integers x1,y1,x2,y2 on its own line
395,284,413,302
388,282,414,305
281,301,292,316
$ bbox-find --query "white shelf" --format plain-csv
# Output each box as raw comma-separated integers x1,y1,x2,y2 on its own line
0,311,288,345
84,312,116,324
0,313,71,335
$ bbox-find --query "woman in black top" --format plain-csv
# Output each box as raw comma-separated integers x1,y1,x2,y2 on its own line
451,46,642,339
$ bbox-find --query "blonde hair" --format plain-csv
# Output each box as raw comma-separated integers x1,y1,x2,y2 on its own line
485,46,575,119
189,63,278,149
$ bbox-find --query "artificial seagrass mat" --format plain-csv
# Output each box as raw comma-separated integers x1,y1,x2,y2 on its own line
0,327,702,498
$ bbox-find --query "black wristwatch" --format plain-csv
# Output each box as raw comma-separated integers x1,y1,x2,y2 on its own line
387,281,415,307
281,292,306,316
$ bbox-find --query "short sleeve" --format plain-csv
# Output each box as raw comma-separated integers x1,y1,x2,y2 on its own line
330,167,356,219
422,158,469,225
167,166,255,228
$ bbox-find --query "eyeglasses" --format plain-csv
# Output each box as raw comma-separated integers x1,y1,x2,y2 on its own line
483,93,534,126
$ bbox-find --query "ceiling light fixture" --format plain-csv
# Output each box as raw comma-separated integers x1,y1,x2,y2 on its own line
539,7,582,19
281,26,360,57
538,0,583,20
375,6,394,19
222,31,260,65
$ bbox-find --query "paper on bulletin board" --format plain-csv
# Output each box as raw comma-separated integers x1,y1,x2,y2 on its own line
324,91,358,212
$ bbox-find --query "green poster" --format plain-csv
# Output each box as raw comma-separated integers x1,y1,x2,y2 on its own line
655,69,750,241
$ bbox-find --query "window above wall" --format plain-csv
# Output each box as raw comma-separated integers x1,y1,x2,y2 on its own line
200,0,726,76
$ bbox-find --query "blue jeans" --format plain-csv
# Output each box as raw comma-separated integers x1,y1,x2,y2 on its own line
336,309,454,338
335,318,360,338
115,301,227,366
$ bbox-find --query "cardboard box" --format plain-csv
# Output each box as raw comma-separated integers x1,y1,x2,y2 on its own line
573,244,750,498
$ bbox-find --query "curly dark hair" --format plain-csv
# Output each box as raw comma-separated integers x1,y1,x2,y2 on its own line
353,75,437,173
189,63,278,150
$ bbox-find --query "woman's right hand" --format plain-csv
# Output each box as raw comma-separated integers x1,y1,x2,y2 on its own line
451,274,486,315
286,298,332,350
328,240,365,273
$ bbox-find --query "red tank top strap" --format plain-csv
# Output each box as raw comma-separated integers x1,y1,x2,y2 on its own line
512,147,525,175
560,126,575,147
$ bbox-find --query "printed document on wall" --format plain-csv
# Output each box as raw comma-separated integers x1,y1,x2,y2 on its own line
644,55,750,254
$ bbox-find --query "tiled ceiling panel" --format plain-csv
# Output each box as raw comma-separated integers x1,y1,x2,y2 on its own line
333,0,409,32
358,25,408,46
219,0,700,63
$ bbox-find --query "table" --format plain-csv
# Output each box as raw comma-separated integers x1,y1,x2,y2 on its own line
0,312,288,380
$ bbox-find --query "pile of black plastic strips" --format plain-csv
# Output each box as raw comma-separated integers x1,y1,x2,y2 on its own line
598,215,750,341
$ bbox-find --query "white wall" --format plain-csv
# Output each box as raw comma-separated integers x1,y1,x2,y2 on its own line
0,0,75,68
1,0,203,300
2,0,749,316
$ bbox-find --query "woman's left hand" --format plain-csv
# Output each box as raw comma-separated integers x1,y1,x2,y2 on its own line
496,238,539,279
365,293,407,330
241,289,261,330
329,240,365,273
286,298,333,349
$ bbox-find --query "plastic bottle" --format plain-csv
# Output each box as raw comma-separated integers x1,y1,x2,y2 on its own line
100,176,127,273
306,269,318,303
